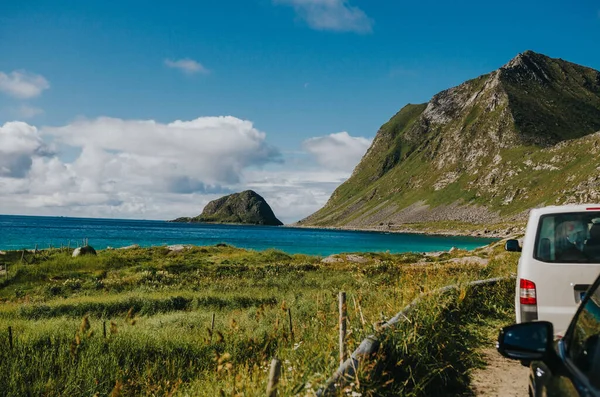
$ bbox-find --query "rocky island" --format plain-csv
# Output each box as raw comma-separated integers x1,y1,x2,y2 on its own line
171,190,283,226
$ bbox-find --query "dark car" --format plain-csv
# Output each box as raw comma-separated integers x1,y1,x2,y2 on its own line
497,272,600,396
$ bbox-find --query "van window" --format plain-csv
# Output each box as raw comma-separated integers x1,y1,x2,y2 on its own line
567,283,600,385
535,212,600,263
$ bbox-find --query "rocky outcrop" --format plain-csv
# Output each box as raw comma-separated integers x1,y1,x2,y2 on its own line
171,190,283,226
301,51,600,229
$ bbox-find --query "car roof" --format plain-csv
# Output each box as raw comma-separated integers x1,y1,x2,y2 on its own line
530,205,600,216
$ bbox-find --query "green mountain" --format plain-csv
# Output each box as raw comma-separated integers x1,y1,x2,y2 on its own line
172,190,283,226
299,51,600,234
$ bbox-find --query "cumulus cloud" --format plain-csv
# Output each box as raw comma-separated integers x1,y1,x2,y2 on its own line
0,118,369,223
45,116,280,185
0,122,53,178
0,117,285,219
164,58,209,74
0,70,50,99
274,0,373,33
303,131,371,172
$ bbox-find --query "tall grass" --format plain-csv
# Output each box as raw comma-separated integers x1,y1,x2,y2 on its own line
355,279,514,396
0,244,518,395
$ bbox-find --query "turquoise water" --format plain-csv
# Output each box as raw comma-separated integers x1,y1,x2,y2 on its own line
0,215,497,256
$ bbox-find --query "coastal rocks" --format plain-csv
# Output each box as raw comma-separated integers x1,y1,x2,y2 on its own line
170,190,283,226
321,255,343,264
0,251,5,255
446,256,489,266
72,246,97,257
167,244,192,253
345,254,368,263
118,244,140,250
321,254,368,264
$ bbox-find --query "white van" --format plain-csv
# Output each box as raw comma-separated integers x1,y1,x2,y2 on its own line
506,204,600,335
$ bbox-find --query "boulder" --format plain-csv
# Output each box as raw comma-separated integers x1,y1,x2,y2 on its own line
72,246,97,257
167,244,191,253
345,254,368,263
321,255,344,264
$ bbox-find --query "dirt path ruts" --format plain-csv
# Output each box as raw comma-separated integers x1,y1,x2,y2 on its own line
470,347,529,397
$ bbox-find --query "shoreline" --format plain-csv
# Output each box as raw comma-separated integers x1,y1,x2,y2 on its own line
287,223,523,239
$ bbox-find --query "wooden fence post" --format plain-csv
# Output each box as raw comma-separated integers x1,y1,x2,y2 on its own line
210,313,215,342
287,308,294,343
8,326,13,350
266,358,282,397
339,291,347,365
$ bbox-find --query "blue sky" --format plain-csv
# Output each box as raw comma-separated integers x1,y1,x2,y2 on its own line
0,0,599,221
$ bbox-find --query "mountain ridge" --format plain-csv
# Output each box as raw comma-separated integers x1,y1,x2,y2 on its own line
299,51,600,234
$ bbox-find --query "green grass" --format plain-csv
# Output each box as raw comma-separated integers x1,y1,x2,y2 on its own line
0,244,518,396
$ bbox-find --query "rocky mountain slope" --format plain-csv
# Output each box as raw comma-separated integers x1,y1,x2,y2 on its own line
172,190,283,226
299,51,600,234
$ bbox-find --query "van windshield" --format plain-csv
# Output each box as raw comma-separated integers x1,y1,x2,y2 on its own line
535,212,600,263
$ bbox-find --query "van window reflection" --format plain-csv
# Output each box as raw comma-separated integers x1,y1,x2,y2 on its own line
535,214,600,263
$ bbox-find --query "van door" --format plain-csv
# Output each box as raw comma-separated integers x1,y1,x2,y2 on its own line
529,212,600,334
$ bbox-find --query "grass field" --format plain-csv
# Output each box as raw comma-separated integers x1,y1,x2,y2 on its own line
0,244,518,396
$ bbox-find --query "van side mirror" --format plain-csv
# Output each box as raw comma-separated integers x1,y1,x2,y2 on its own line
497,321,553,361
505,239,522,252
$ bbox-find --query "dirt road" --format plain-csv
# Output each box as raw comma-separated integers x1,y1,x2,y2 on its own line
470,347,529,397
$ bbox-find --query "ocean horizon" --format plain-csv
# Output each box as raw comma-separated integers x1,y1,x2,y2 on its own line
0,214,497,256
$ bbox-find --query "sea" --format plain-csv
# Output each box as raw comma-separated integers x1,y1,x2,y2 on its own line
0,215,497,256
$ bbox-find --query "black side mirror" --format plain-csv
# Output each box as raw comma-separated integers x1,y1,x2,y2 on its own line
498,321,553,361
505,239,522,252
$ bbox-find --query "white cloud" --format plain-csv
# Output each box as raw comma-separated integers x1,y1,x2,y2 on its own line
0,118,370,223
45,116,279,184
275,0,373,33
0,70,50,99
13,105,45,119
164,58,209,74
243,168,350,223
303,131,371,172
0,117,282,219
0,122,53,178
